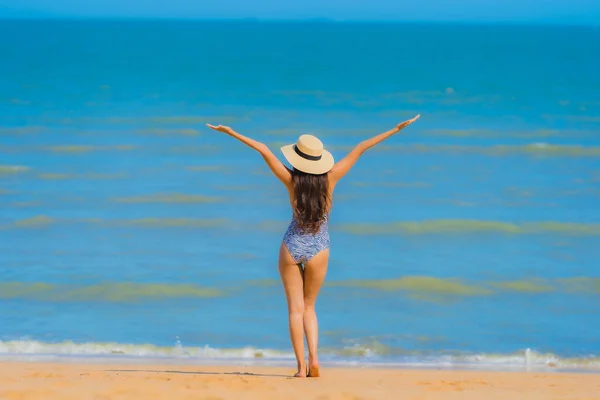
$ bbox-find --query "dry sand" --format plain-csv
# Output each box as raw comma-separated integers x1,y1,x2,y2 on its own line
0,361,598,400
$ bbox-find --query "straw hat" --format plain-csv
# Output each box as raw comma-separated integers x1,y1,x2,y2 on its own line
281,134,334,175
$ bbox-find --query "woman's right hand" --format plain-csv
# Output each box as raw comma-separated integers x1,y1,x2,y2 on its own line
206,124,234,135
396,114,420,130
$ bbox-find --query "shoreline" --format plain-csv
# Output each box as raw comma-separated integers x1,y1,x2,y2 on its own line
1,354,599,374
1,361,599,400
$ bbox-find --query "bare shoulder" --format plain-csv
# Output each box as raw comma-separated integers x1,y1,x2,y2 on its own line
327,171,338,190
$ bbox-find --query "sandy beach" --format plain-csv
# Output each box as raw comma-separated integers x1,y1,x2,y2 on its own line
0,362,598,400
1,11,599,400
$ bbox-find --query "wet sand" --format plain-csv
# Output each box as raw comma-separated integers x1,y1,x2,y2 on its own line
0,361,598,400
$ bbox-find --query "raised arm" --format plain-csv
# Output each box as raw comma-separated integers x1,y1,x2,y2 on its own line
206,124,292,186
328,114,420,184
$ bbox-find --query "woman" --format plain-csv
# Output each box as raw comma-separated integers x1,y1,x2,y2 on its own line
207,114,420,377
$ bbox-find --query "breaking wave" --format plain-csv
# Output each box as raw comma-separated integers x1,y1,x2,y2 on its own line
0,340,598,371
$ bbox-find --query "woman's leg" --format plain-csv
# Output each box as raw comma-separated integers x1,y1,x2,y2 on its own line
302,249,329,375
278,242,306,377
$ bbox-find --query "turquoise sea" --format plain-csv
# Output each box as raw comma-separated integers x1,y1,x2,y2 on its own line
1,20,599,370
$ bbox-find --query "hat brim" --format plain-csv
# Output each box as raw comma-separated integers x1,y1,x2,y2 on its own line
281,144,334,175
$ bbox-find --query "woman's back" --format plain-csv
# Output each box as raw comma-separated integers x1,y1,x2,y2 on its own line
287,168,332,235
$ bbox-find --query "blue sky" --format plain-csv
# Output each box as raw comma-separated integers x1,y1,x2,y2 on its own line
0,0,599,23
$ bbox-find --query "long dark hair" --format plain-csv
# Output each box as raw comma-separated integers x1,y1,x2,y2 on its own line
291,168,330,234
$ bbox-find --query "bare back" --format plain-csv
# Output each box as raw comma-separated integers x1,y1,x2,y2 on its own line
284,170,337,217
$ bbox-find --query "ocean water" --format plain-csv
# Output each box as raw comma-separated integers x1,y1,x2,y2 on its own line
1,20,599,371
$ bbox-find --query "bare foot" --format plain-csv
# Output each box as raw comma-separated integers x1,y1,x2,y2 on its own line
307,365,320,378
308,357,320,377
294,363,307,378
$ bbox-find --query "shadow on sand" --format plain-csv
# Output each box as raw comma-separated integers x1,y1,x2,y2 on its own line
105,369,291,378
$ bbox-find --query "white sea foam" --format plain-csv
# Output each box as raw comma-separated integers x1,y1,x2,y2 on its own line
0,340,598,371
0,340,290,360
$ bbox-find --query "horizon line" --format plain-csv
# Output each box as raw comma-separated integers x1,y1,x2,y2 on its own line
0,16,596,27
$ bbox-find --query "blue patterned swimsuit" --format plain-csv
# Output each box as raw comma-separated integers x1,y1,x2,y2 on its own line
283,215,330,265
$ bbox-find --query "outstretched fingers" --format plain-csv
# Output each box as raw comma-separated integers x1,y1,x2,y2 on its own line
397,114,421,129
206,124,232,134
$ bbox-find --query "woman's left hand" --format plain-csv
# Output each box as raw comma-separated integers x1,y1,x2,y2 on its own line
396,114,420,130
206,124,234,135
